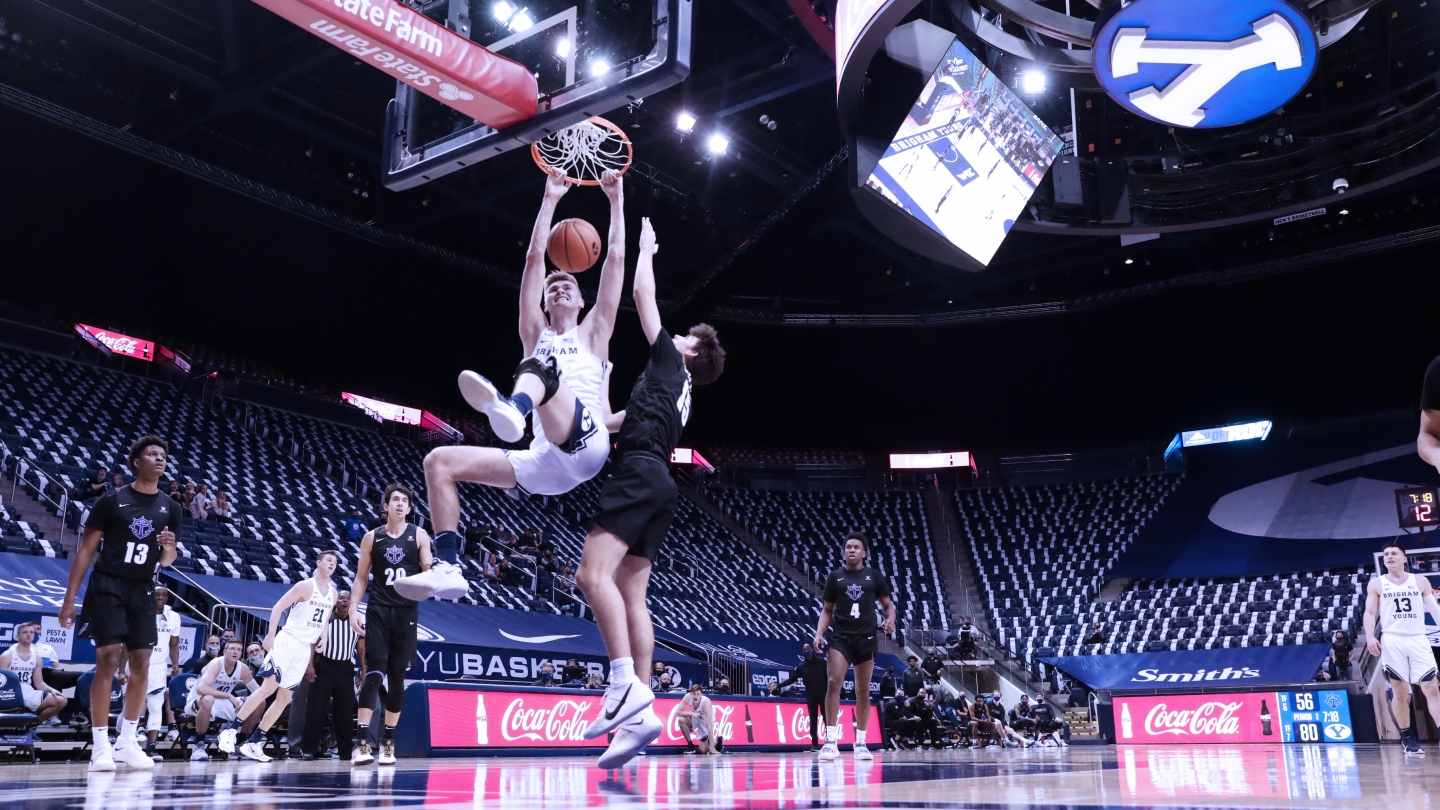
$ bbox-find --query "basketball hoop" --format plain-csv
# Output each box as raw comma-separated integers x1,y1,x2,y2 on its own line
531,117,633,186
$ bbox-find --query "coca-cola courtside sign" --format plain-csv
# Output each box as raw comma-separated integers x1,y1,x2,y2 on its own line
1116,692,1282,744
427,687,882,749
75,324,154,361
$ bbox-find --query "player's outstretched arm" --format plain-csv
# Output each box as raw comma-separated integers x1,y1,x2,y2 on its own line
1362,578,1382,656
583,170,626,357
521,174,572,351
1420,575,1440,628
1421,410,1440,473
633,217,663,345
417,528,434,572
878,595,898,636
349,533,374,635
58,528,103,629
813,602,835,652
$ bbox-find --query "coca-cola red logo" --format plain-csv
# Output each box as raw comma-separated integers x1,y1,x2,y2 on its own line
500,697,595,742
1144,701,1243,737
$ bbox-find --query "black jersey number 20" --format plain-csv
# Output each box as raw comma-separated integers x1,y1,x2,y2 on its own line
384,568,405,586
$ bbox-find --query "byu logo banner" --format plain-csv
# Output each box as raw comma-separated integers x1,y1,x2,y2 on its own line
1093,0,1318,129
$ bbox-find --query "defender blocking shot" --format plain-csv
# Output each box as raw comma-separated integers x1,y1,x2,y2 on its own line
576,217,726,769
58,435,180,772
348,484,433,765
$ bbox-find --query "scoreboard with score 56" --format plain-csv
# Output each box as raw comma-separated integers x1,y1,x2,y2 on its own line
1396,486,1440,529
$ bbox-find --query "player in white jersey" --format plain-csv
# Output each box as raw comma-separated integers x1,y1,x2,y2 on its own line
406,170,628,602
219,550,338,762
140,585,182,761
0,621,66,721
1364,541,1440,755
184,640,260,761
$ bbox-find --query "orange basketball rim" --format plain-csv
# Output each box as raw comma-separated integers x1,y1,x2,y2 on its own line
531,117,633,186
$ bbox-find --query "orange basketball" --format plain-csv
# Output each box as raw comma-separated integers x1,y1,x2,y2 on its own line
547,218,602,273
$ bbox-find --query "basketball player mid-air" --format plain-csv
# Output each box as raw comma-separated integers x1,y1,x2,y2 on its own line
813,531,897,761
577,218,726,769
1364,541,1440,755
401,170,628,602
347,485,432,765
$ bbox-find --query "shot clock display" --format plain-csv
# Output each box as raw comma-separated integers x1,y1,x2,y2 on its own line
1396,486,1440,529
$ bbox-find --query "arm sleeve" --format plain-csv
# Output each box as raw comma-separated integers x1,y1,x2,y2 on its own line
84,493,117,531
1425,357,1440,411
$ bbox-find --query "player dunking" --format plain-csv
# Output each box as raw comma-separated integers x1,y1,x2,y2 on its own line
218,550,338,762
813,531,897,761
576,218,726,769
1364,541,1440,755
58,435,179,772
405,171,628,602
347,484,432,765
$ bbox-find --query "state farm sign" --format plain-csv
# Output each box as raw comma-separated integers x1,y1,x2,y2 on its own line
428,687,882,750
1116,692,1280,745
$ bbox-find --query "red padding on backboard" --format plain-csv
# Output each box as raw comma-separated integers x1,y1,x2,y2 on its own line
249,0,538,129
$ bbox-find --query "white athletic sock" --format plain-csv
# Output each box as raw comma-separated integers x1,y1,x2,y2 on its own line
93,728,110,749
117,718,138,746
826,725,840,744
609,658,636,685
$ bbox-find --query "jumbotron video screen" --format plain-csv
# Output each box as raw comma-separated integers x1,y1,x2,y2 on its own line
864,40,1065,266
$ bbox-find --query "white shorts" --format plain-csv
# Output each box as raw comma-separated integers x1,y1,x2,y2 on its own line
506,405,610,496
1381,634,1438,684
257,632,314,691
21,685,43,712
148,664,171,694
185,694,238,722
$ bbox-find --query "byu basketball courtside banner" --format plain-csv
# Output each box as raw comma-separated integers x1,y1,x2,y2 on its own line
1040,644,1332,692
171,571,708,685
0,554,86,612
1093,0,1318,128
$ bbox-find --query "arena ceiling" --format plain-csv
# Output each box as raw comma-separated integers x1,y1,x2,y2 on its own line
5,0,1440,326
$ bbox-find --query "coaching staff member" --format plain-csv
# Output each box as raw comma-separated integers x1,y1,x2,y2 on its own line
59,435,179,772
777,644,828,750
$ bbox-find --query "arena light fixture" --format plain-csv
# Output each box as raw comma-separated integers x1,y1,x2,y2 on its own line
1022,70,1047,95
590,59,611,76
707,133,730,154
676,111,697,134
492,1,533,31
1125,257,1134,265
555,37,572,58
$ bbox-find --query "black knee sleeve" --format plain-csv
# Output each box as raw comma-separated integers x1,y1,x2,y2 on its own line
515,356,561,405
383,661,408,715
358,671,384,709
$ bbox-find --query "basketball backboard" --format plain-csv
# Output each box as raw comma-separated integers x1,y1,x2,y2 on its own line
381,0,690,190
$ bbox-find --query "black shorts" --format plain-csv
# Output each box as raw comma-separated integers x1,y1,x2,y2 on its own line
364,603,419,675
81,571,156,650
828,631,878,665
588,454,677,560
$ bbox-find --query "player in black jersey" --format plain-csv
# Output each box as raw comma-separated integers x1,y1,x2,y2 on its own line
576,218,725,770
814,531,896,761
59,435,179,772
347,483,432,766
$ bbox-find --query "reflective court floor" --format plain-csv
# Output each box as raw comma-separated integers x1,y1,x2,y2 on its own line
0,745,1435,810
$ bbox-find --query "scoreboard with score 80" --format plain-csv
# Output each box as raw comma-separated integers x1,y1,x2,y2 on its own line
1396,486,1440,529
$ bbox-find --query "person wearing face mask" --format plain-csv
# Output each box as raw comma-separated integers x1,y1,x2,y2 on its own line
245,643,267,673
186,636,224,675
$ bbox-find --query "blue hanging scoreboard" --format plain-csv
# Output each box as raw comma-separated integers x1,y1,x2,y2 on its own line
1276,690,1353,744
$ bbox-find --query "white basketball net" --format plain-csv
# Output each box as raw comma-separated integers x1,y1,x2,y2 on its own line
534,119,631,184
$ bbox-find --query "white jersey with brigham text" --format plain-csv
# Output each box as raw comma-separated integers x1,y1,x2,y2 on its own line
187,658,245,706
529,326,605,446
7,647,36,687
280,578,337,645
1380,572,1427,637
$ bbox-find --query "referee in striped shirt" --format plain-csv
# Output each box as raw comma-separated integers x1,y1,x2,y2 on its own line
301,589,362,760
